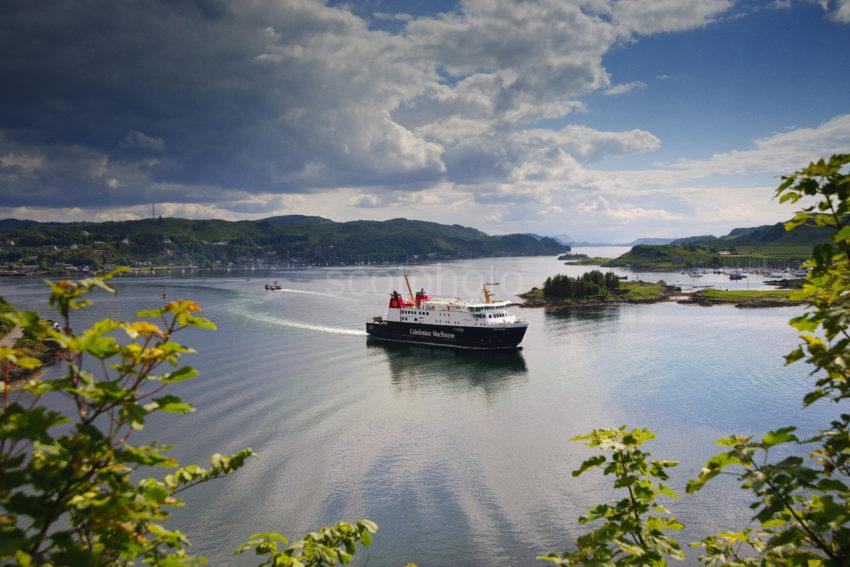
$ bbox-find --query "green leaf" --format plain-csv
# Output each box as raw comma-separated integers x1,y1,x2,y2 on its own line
572,455,606,477
762,427,798,448
148,395,195,414
832,225,850,242
158,366,200,384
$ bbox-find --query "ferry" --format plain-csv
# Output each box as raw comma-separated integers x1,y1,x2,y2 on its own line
366,275,528,350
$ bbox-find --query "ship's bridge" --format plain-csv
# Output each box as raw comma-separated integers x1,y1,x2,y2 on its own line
416,298,520,325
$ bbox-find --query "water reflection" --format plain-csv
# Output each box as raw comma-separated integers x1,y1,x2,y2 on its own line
543,305,620,322
367,338,528,400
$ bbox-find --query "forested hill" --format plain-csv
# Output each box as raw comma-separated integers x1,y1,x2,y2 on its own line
669,220,833,248
605,218,833,270
0,216,568,271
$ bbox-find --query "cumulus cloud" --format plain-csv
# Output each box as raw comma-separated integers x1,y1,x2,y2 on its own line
351,194,383,208
119,130,166,152
672,114,850,176
10,0,821,243
577,114,850,195
603,81,647,95
831,0,850,21
608,0,734,35
373,12,414,22
576,196,680,222
0,0,446,204
0,0,739,212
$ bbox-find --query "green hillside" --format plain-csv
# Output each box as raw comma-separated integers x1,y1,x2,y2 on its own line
607,219,831,270
671,220,831,251
0,216,568,272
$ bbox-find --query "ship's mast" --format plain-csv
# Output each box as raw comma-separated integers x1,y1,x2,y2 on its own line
403,271,415,303
483,281,499,304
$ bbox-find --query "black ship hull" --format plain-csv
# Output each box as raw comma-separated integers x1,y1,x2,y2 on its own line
366,320,527,350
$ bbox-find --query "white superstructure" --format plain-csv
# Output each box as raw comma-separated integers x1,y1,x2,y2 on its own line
382,275,526,330
388,297,523,328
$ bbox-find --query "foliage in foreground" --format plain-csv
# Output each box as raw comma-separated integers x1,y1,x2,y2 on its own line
538,428,683,565
542,154,850,565
0,270,376,565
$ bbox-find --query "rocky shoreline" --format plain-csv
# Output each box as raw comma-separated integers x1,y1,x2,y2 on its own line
520,283,805,309
674,295,805,308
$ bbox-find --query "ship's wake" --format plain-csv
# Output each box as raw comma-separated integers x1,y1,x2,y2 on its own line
232,308,367,336
273,288,347,299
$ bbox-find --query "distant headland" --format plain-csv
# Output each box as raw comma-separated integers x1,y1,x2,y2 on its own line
0,216,568,275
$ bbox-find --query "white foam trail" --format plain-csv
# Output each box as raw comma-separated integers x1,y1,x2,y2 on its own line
235,309,367,336
278,288,342,298
261,287,349,300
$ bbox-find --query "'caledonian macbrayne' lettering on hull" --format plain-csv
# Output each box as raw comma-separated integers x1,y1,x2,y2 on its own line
366,320,527,349
366,279,529,350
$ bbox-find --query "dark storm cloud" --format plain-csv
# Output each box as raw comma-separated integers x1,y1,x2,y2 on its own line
0,0,733,212
0,0,445,208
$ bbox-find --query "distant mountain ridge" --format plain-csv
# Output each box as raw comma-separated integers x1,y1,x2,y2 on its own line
261,215,334,225
607,217,832,270
627,237,676,246
548,234,676,246
0,216,568,271
670,220,832,247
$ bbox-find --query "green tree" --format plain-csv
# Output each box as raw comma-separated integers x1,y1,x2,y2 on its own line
0,270,376,565
543,270,620,300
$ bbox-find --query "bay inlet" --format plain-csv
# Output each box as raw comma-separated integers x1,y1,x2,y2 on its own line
0,252,826,565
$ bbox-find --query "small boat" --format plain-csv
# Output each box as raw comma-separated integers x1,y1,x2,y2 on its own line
264,281,282,291
729,271,746,280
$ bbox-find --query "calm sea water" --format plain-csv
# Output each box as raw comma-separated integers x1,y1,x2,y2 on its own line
0,252,832,566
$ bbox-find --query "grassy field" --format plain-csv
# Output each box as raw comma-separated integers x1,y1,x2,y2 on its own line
693,289,796,301
565,257,612,265
726,244,815,258
619,281,667,301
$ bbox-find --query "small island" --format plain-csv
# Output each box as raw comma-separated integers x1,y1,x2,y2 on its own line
563,256,614,265
519,270,681,307
521,270,806,309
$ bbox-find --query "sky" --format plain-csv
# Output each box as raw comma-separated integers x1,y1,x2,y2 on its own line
1,0,849,241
